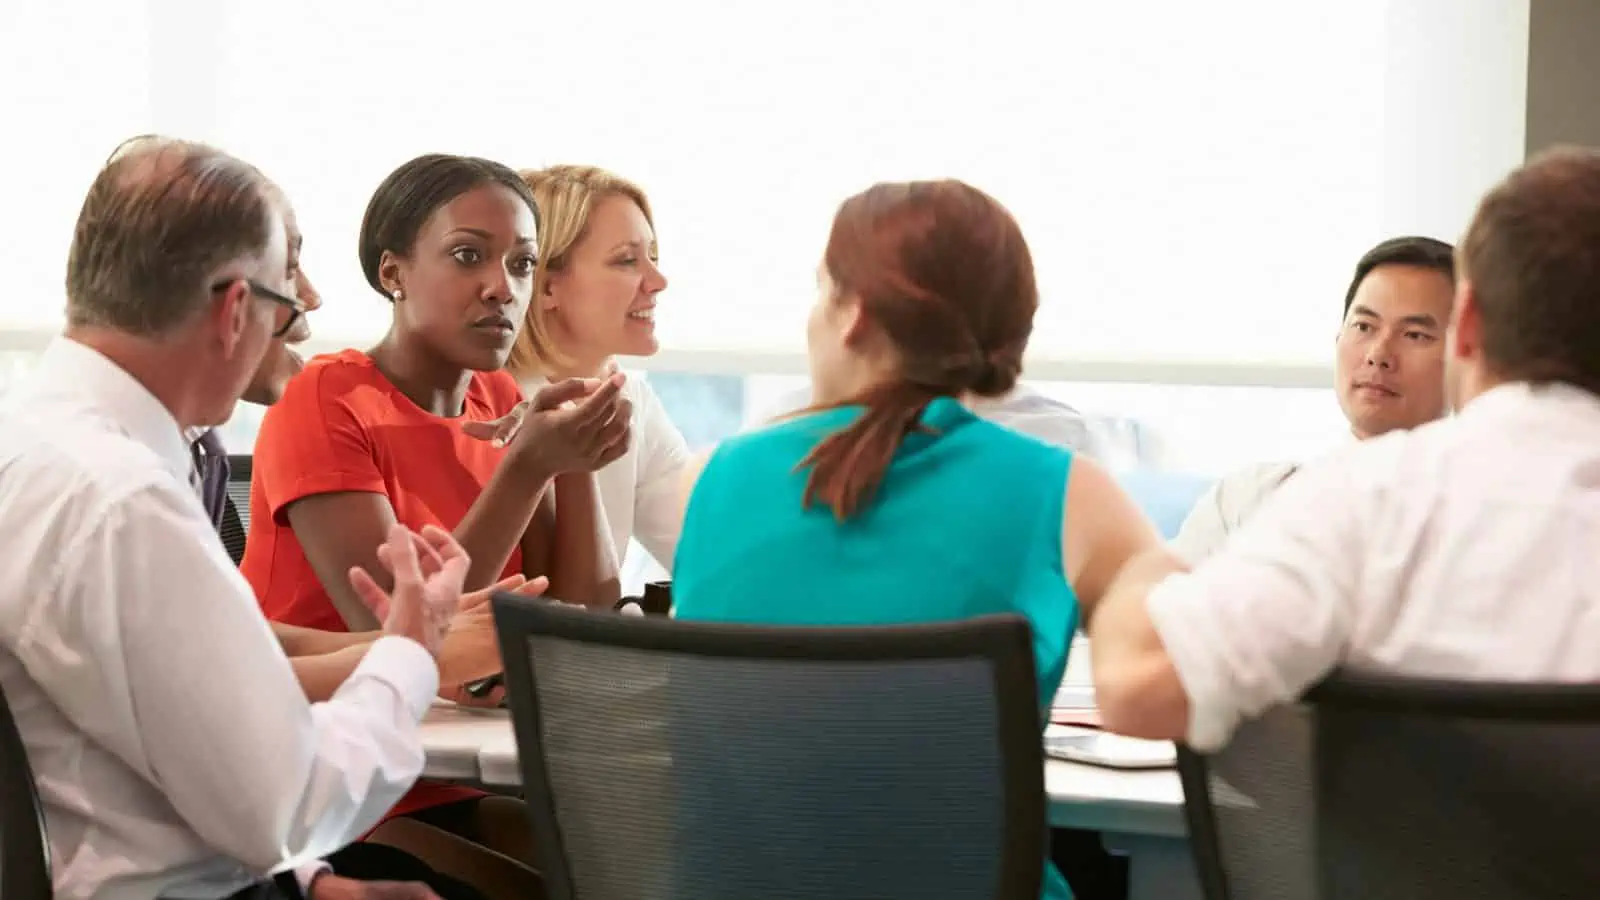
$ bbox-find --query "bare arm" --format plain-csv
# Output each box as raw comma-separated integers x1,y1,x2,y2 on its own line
280,376,634,632
271,620,376,657
1060,455,1164,625
288,644,375,702
1089,454,1370,749
1053,456,1185,738
512,376,634,608
284,454,554,631
1088,547,1192,739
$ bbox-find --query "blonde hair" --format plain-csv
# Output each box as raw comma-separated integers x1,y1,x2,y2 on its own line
509,165,656,376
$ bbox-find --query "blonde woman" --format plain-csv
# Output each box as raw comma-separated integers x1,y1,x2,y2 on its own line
509,166,690,575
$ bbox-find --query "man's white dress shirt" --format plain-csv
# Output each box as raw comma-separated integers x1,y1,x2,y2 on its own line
1147,382,1600,752
0,339,439,900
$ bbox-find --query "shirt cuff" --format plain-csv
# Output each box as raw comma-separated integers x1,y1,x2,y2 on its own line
294,861,333,897
352,635,441,722
1145,572,1234,753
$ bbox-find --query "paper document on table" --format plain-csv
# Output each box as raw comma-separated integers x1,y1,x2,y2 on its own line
1044,724,1176,770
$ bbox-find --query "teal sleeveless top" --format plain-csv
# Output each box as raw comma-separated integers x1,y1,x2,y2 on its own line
674,397,1079,900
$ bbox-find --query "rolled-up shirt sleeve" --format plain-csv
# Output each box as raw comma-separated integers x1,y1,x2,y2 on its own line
1145,453,1373,751
37,479,439,876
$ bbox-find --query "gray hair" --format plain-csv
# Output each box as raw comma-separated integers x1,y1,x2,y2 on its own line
65,136,279,336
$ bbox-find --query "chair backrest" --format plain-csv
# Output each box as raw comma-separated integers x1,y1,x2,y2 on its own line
1177,705,1316,900
222,454,252,565
0,679,52,898
493,595,1046,900
1180,671,1600,900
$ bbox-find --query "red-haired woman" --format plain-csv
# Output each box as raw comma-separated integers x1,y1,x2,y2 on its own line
670,180,1161,900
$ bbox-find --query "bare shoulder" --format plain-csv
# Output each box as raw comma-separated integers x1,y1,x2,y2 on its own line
1061,454,1162,591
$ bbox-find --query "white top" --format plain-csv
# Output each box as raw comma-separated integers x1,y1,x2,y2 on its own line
518,373,691,569
1146,382,1600,752
748,382,1104,456
1167,460,1300,563
0,339,439,900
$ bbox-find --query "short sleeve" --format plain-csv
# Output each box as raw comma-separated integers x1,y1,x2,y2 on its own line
253,362,386,524
630,378,692,567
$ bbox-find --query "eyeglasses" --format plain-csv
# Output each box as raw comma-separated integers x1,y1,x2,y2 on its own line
211,278,308,339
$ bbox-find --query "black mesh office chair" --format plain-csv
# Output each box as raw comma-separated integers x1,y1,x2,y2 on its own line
0,680,52,898
1179,671,1600,900
222,454,252,565
493,594,1047,900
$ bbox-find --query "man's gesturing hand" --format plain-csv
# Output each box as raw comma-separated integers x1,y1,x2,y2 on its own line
346,525,471,657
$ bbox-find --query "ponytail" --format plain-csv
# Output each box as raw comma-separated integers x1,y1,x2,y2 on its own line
797,381,942,521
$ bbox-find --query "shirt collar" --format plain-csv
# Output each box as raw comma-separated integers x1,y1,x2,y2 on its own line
35,337,193,483
1460,380,1600,421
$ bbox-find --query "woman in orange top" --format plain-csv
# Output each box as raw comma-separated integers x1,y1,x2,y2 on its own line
242,154,631,888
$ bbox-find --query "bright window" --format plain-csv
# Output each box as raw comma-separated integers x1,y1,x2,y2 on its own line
2,0,1528,401
202,0,1523,372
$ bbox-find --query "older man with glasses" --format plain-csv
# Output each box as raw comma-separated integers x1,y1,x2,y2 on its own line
0,134,475,900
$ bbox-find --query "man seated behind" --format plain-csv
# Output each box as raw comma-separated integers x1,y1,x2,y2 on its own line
1170,235,1456,562
1089,146,1600,752
748,379,1109,457
0,137,465,900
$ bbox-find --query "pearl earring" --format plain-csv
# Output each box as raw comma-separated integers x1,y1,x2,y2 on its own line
392,288,404,302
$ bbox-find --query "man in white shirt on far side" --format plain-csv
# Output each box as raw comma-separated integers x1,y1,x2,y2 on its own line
1088,145,1600,752
0,138,469,899
1169,234,1456,563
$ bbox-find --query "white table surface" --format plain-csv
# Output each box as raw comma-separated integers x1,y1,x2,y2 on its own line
419,702,1187,838
419,703,517,781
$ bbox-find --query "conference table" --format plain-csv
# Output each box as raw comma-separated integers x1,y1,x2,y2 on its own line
420,703,1201,900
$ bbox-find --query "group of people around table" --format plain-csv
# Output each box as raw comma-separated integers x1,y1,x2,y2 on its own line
2,132,1599,900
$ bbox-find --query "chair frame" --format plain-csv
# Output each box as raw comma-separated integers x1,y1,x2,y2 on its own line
1178,671,1600,900
225,454,253,508
220,454,253,564
0,679,52,898
492,593,1047,900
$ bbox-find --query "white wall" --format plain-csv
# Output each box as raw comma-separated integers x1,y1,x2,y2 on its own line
1381,0,1529,240
0,1,1533,387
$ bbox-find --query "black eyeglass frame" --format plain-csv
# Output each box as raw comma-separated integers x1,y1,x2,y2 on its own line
211,278,306,338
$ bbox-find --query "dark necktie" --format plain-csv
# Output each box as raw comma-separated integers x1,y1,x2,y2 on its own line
190,429,231,531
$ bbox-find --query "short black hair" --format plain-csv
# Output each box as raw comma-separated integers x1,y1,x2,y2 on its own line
1343,235,1456,314
358,153,540,300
